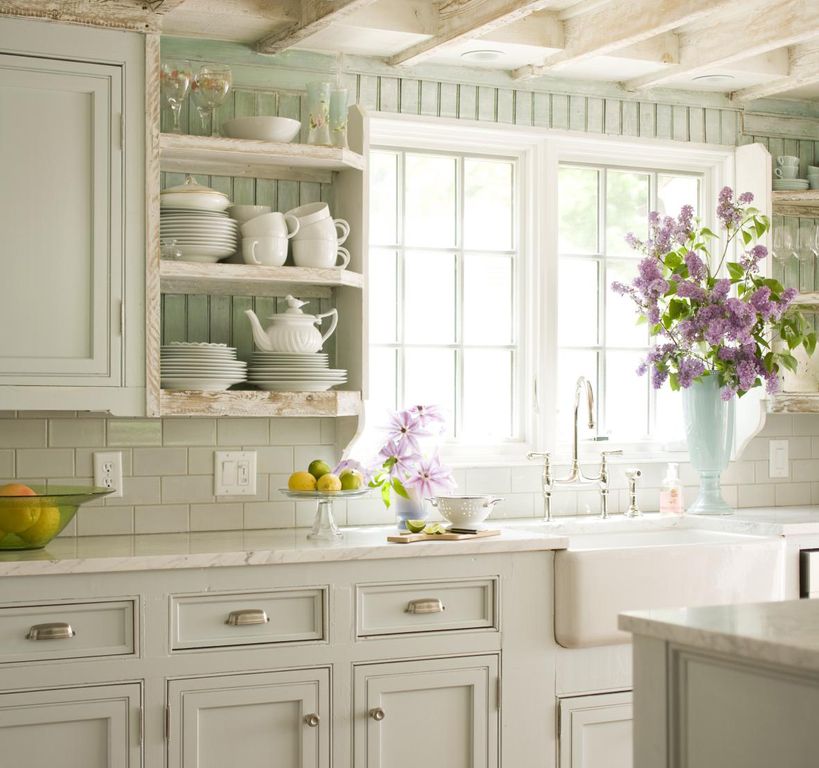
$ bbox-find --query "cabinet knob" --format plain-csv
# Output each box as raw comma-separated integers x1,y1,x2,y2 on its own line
369,707,386,721
405,598,444,614
225,609,269,626
304,713,320,728
26,622,75,641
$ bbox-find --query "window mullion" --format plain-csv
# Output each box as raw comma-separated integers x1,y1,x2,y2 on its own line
598,168,607,436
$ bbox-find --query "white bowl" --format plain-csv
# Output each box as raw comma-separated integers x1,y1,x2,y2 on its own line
222,116,301,143
228,205,272,224
428,495,503,528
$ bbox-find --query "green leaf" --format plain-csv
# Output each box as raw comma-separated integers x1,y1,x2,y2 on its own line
753,218,767,238
806,332,817,356
726,262,745,281
779,353,799,373
668,372,680,391
381,482,392,509
741,229,753,245
391,478,410,500
668,298,688,320
700,227,717,239
665,252,682,270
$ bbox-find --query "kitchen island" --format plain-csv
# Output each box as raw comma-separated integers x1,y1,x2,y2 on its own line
621,599,819,768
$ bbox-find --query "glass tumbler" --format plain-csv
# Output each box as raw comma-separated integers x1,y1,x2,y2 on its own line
330,88,349,149
306,82,331,146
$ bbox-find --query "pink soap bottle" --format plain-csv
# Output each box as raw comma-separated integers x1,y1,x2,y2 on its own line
659,462,684,516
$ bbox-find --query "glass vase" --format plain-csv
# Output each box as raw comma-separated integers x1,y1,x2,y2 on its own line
392,491,428,530
306,82,331,146
682,376,735,515
330,88,348,149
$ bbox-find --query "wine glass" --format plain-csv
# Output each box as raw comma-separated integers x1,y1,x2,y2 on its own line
798,226,815,292
160,60,191,134
191,64,232,137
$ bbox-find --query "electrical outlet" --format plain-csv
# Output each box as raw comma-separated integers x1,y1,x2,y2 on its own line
214,451,257,496
769,439,789,479
93,451,123,498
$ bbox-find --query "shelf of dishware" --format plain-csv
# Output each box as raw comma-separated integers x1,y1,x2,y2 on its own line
772,190,819,218
159,133,365,183
159,260,364,297
159,389,361,417
792,292,819,311
767,392,819,414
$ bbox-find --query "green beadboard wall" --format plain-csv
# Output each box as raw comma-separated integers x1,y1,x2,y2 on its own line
160,37,819,351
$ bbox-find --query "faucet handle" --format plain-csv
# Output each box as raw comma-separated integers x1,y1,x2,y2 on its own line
600,449,623,463
527,452,551,461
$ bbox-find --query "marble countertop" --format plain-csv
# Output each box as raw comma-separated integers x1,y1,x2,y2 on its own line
0,526,569,577
693,506,819,536
620,598,819,673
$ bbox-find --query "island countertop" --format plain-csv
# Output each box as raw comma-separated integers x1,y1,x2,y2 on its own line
620,598,819,673
0,525,569,577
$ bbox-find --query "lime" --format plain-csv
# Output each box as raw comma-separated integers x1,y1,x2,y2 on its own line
308,460,332,480
339,470,363,491
423,523,446,535
316,473,341,492
405,519,427,533
288,471,317,491
19,506,61,545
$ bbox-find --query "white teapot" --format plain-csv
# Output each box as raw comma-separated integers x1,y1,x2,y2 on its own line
245,295,338,353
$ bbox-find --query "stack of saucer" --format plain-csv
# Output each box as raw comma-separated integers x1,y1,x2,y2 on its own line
773,178,809,191
161,343,247,391
247,352,347,392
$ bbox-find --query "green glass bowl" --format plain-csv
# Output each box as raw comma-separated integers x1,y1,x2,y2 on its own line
0,485,113,550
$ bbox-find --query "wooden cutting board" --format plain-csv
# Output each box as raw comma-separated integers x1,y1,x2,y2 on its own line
387,529,501,544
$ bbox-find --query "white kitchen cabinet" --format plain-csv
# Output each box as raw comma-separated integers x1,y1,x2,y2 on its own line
558,691,633,768
354,655,499,768
0,18,145,414
0,682,141,768
167,668,330,768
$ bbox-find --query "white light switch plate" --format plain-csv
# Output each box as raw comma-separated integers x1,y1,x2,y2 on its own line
769,439,789,479
214,451,257,496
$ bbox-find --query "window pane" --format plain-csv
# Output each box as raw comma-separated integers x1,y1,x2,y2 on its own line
369,347,398,413
559,167,599,255
606,260,649,348
604,350,649,439
404,348,455,436
655,385,685,444
369,248,398,343
557,349,598,439
558,259,598,346
606,170,649,256
369,150,399,245
464,158,513,251
405,153,457,247
464,253,513,345
404,250,456,344
658,174,700,218
462,349,513,440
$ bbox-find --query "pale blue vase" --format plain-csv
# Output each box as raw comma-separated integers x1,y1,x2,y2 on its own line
393,491,427,530
682,375,735,516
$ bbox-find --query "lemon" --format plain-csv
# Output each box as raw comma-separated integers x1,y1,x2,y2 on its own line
0,501,41,533
423,523,446,535
405,519,427,533
316,473,341,492
19,506,62,546
308,460,332,481
339,469,363,491
288,471,317,491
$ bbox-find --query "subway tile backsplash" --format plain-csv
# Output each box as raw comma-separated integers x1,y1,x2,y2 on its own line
0,412,816,537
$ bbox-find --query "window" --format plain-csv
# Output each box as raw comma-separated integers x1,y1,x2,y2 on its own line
368,147,521,445
557,164,702,446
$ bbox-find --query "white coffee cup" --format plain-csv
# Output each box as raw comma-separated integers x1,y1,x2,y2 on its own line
286,202,350,245
241,212,300,239
228,204,272,225
777,155,800,166
775,166,799,179
292,241,350,269
242,236,288,266
808,165,819,174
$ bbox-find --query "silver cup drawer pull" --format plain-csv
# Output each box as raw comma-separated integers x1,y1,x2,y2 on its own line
405,598,445,615
225,609,269,626
26,622,75,641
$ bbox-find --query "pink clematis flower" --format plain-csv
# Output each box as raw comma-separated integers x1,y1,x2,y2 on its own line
402,454,457,499
375,439,419,477
408,404,446,431
385,409,429,453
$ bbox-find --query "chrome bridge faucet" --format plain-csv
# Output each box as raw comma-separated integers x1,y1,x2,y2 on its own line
528,376,623,520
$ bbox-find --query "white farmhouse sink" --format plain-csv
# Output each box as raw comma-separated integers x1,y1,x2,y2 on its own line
553,528,784,648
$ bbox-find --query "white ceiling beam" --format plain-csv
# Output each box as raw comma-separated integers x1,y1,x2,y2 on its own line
512,0,736,80
255,0,381,55
624,0,819,90
387,0,562,67
0,0,159,31
733,43,819,102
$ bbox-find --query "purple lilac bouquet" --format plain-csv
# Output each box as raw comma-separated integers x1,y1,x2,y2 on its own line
335,405,456,508
612,187,815,400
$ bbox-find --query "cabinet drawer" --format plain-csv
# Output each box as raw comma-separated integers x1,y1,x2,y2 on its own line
356,578,498,638
171,588,326,650
0,600,135,664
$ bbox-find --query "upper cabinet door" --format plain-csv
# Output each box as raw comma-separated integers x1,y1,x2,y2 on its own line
0,53,121,384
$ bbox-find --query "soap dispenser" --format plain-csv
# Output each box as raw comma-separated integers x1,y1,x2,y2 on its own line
659,462,683,516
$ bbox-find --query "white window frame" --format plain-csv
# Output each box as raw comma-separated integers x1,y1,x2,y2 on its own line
368,113,735,465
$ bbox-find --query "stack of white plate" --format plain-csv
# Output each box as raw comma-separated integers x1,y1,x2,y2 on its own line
247,352,347,392
160,209,239,263
161,343,247,391
773,179,810,191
